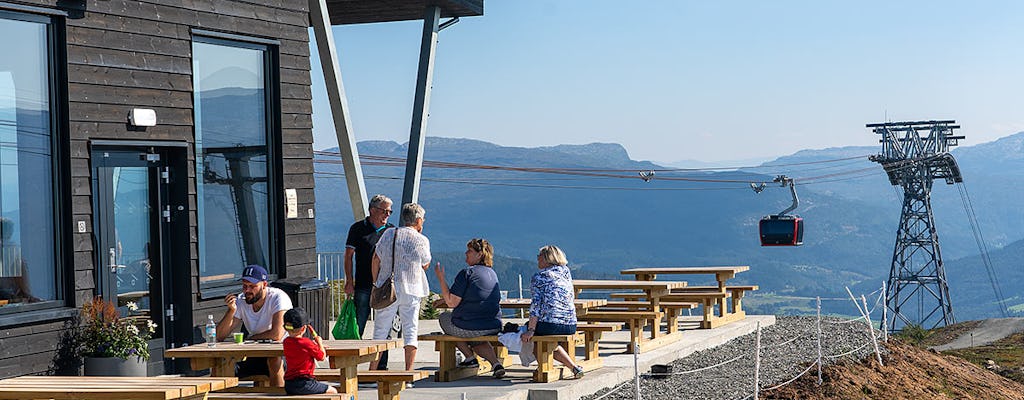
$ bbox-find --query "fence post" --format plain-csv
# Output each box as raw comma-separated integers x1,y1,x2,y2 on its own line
861,295,883,366
816,296,823,386
634,343,641,400
881,281,888,342
753,321,761,400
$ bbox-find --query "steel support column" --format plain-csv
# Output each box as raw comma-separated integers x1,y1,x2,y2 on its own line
401,6,441,205
310,0,369,220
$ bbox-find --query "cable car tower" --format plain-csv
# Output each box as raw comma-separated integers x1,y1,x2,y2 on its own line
868,120,964,331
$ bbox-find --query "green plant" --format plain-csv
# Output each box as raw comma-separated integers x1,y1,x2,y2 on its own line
420,292,441,320
895,323,931,346
78,297,156,361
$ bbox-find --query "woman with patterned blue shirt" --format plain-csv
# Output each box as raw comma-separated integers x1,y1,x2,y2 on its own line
520,245,584,379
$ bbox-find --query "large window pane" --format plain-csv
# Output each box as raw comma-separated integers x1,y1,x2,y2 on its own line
0,13,55,308
193,39,272,283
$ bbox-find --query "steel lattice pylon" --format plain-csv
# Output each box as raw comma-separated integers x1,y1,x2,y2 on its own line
868,120,964,331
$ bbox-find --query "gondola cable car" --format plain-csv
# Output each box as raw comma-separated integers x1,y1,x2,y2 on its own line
753,175,804,246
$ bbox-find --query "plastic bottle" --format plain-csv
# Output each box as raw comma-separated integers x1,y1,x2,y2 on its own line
205,315,217,347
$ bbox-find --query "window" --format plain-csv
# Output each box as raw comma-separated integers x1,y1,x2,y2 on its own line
192,36,278,286
0,10,60,312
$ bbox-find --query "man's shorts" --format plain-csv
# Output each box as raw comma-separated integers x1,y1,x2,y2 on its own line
235,357,270,378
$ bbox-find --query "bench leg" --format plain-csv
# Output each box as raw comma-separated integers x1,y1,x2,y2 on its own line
665,308,679,334
378,381,404,400
533,341,557,383
584,331,602,361
701,299,715,329
732,290,744,314
626,319,642,354
435,341,458,382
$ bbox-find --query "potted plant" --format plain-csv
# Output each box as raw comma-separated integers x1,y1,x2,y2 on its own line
78,297,157,376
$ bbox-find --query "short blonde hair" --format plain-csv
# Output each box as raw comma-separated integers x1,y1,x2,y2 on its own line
467,238,494,267
538,245,568,267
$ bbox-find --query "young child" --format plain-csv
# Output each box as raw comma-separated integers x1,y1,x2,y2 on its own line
282,307,338,395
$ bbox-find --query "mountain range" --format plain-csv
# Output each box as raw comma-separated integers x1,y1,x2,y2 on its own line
313,133,1024,320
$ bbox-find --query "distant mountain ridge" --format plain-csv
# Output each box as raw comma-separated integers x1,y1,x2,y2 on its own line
314,133,1024,320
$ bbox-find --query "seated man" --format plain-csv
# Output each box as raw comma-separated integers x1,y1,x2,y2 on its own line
215,265,293,387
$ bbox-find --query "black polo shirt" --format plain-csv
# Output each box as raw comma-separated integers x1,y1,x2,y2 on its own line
345,217,394,290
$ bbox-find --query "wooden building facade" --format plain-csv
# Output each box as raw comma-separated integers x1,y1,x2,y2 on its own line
0,0,483,378
0,0,317,377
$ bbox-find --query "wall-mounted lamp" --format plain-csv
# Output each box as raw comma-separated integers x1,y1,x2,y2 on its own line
128,108,157,127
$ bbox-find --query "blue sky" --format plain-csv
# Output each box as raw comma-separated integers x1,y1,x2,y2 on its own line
309,1,1024,163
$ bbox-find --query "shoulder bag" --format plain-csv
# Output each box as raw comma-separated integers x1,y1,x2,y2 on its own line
370,228,398,309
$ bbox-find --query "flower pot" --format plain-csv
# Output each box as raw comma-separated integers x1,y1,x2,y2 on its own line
83,356,147,376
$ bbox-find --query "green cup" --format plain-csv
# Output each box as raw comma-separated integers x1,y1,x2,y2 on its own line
233,332,244,344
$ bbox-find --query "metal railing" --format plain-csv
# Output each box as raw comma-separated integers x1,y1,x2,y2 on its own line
317,252,345,317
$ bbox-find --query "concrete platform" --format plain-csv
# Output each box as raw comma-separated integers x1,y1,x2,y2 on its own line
341,315,775,400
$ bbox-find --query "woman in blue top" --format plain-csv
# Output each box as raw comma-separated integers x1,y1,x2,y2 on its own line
521,245,584,379
434,238,505,378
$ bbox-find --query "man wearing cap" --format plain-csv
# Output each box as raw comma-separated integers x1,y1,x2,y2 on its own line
215,265,293,387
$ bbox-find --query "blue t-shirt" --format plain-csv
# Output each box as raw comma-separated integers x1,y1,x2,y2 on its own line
450,265,502,331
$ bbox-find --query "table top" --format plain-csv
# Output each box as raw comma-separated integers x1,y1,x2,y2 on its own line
164,339,399,358
572,280,688,290
500,298,608,309
0,376,237,400
620,266,750,275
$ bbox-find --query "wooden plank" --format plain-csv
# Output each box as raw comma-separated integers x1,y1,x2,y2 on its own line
68,45,191,74
68,65,192,91
0,387,176,400
69,83,193,108
620,266,750,275
67,25,192,57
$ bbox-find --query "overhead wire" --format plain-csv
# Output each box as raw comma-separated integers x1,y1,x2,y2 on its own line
954,182,1008,317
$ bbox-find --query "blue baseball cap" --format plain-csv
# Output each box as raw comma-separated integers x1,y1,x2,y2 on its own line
241,265,268,283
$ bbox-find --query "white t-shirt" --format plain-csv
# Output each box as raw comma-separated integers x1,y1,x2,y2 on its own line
374,226,431,298
232,287,292,336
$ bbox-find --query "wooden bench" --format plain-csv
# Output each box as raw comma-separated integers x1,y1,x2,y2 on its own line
577,310,680,353
419,332,599,383
576,323,621,361
611,288,749,329
313,369,429,400
208,394,351,400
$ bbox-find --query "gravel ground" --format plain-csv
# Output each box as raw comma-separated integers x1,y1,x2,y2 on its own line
583,315,887,400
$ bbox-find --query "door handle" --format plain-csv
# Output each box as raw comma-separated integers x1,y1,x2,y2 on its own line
109,248,117,273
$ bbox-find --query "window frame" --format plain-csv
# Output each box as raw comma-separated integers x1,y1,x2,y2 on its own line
190,33,283,298
0,6,71,322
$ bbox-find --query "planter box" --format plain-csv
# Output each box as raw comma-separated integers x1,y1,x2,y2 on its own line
83,356,147,377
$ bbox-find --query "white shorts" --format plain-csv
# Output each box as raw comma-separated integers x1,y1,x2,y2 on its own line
373,291,423,348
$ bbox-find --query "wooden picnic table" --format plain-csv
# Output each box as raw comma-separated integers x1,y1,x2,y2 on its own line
620,266,749,291
498,298,607,316
572,280,687,352
0,376,237,399
165,339,397,398
620,266,752,328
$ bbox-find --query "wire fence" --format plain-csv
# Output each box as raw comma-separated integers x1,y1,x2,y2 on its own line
592,283,889,400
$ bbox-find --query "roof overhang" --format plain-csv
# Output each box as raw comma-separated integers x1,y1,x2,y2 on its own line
320,0,483,25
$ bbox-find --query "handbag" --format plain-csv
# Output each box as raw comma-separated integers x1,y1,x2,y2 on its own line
370,228,398,309
332,298,360,340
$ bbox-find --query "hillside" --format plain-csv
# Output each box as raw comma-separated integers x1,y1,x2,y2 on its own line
765,340,1024,399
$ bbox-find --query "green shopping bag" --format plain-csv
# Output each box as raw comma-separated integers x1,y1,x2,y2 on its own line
332,298,361,340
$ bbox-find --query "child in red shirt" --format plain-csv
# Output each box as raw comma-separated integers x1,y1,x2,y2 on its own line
282,307,338,395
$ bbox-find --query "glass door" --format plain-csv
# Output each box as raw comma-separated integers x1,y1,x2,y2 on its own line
92,146,179,374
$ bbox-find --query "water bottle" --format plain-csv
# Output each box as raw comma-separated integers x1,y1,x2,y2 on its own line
205,315,217,347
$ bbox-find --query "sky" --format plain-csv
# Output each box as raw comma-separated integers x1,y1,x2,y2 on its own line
309,1,1024,164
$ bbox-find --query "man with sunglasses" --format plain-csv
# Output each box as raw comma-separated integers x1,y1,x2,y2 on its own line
344,194,395,368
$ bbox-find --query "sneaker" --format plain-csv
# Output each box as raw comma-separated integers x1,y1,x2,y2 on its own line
458,358,479,368
492,364,506,379
572,366,585,379
406,382,414,389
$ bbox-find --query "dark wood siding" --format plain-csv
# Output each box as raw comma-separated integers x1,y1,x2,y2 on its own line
0,0,315,377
